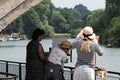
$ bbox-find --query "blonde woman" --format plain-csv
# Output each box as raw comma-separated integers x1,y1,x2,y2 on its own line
72,26,103,80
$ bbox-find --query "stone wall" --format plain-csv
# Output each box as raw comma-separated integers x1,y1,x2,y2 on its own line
0,0,42,32
0,0,25,19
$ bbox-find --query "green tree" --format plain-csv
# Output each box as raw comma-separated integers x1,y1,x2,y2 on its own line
41,19,55,37
72,9,82,20
86,9,105,35
60,8,74,24
72,19,84,29
34,0,51,22
9,16,25,34
107,16,120,47
74,4,90,17
105,0,120,26
52,11,67,33
22,8,43,38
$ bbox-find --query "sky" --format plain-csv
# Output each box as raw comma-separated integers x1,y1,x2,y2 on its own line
51,0,105,11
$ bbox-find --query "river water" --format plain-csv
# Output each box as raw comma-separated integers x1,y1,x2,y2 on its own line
0,39,120,72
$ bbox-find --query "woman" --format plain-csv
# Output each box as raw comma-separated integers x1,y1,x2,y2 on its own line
72,26,103,80
45,40,72,80
25,28,47,80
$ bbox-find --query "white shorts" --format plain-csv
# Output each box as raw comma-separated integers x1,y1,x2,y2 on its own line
73,65,95,80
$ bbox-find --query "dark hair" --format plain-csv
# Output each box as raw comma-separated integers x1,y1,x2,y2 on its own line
32,28,45,40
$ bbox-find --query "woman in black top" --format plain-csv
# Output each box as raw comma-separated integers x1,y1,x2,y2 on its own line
25,28,47,80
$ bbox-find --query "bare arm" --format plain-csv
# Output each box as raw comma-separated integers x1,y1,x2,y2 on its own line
38,44,47,61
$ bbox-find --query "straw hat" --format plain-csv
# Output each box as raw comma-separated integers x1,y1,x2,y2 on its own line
80,26,96,40
59,40,72,49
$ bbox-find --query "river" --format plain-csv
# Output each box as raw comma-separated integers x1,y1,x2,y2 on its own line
0,39,120,72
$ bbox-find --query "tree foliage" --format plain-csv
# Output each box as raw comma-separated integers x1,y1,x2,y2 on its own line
2,0,120,47
104,0,120,47
107,16,120,47
105,0,120,26
22,8,43,38
86,9,105,36
4,0,90,39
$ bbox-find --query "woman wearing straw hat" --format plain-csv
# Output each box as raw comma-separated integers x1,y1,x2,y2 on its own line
72,26,103,80
45,40,72,80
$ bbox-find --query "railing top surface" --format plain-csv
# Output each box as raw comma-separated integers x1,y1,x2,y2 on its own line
0,60,25,64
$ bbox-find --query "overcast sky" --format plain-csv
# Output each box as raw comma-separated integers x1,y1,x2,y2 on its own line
51,0,105,11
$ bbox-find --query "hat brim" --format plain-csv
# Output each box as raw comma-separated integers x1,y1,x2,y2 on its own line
80,33,96,40
59,44,71,49
88,33,96,39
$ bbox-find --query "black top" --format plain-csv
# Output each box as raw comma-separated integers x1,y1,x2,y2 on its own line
25,40,46,80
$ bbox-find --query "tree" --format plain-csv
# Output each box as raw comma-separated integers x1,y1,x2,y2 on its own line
11,16,24,34
52,11,67,33
104,0,120,47
105,0,120,26
86,9,105,34
74,4,90,17
34,0,52,23
22,8,43,38
107,16,120,47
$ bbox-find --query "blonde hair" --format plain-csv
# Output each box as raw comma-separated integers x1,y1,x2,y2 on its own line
80,40,90,53
80,38,97,53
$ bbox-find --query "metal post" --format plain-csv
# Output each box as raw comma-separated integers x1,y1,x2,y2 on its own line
6,61,8,77
19,63,22,80
70,69,73,80
70,50,72,62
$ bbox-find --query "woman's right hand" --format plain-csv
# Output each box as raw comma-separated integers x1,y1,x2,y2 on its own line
76,29,83,38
